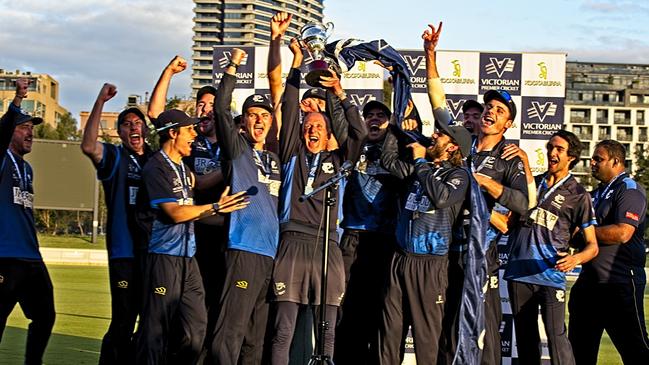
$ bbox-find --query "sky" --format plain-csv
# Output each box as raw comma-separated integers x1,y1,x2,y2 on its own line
1,0,648,121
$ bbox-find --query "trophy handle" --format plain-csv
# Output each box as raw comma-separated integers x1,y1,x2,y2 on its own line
324,22,334,39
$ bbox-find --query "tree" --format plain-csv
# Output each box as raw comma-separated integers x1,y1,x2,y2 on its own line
55,112,81,141
633,148,649,240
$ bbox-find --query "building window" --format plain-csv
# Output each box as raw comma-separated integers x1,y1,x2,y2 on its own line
21,100,35,112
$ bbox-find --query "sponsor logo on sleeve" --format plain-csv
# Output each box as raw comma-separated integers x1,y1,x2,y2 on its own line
626,211,640,221
154,287,167,296
236,280,249,289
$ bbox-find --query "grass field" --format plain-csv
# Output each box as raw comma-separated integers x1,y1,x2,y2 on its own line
1,264,647,364
38,234,106,250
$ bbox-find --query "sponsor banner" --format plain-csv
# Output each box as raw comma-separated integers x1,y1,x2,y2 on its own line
229,88,255,115
521,97,565,140
400,50,428,93
445,94,481,123
213,46,255,89
437,51,481,95
503,95,523,141
346,89,384,109
479,53,522,96
520,138,550,175
521,53,566,97
411,92,435,136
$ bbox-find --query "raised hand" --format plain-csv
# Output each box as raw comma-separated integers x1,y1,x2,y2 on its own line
422,22,443,53
288,37,303,59
271,12,292,39
99,83,118,102
166,55,187,74
231,48,247,65
320,70,343,95
15,78,30,98
407,142,427,160
215,186,250,213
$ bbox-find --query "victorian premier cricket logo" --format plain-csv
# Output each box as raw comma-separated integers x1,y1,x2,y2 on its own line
521,97,564,139
401,51,427,92
480,53,521,94
485,57,516,78
213,46,254,88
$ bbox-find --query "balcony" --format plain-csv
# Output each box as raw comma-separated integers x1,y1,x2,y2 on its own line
613,118,631,125
576,133,593,140
596,118,608,124
639,135,648,142
570,116,588,124
617,134,632,141
598,134,611,139
572,165,591,173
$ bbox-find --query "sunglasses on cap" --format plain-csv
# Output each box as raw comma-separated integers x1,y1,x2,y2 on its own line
497,90,512,102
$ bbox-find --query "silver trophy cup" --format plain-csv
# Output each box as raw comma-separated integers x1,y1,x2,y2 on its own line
300,21,335,87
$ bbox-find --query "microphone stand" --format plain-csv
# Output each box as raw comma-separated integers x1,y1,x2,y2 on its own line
300,162,352,365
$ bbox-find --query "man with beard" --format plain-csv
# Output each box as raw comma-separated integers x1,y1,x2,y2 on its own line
0,78,55,365
504,130,599,364
422,23,530,364
379,117,471,365
334,100,400,364
82,83,155,364
269,38,367,365
136,109,248,364
569,140,649,364
208,48,282,365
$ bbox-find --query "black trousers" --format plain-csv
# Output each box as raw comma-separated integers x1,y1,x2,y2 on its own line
483,244,502,365
334,230,394,365
568,279,649,365
136,254,207,365
271,302,338,365
99,257,143,365
0,259,55,365
508,281,574,365
209,249,273,365
437,250,465,365
378,250,448,365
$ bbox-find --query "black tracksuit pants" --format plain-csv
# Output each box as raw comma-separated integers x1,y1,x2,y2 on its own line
569,279,649,365
378,250,448,365
99,257,143,365
136,254,207,365
209,249,273,365
0,259,55,365
334,230,394,365
508,281,574,365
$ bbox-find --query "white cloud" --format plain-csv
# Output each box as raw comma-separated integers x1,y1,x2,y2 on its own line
0,1,194,123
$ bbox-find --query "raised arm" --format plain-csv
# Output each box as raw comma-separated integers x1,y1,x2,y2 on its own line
214,48,248,160
0,78,29,152
81,83,117,164
268,12,292,108
381,126,415,179
422,22,447,110
279,38,305,163
148,55,187,119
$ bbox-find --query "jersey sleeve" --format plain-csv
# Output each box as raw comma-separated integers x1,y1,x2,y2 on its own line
498,156,530,215
613,187,646,228
415,164,469,209
95,143,119,181
573,191,598,230
143,162,177,209
279,68,303,163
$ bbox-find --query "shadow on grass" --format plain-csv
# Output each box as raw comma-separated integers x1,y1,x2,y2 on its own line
0,326,101,365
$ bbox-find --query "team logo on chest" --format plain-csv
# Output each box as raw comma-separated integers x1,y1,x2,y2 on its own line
321,162,334,174
551,194,565,209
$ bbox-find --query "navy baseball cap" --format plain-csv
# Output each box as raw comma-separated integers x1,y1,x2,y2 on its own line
363,100,392,119
242,94,273,114
302,88,327,102
484,90,516,121
461,99,483,113
117,107,146,127
153,109,199,132
15,108,43,126
434,120,472,158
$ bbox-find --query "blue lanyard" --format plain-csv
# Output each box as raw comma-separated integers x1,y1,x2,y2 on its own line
592,172,625,209
160,150,189,201
305,152,321,193
7,150,28,190
121,146,142,171
253,149,271,177
536,173,571,207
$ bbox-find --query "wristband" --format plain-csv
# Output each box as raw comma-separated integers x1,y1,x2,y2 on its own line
335,91,347,100
212,202,220,214
15,94,26,99
227,61,240,70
